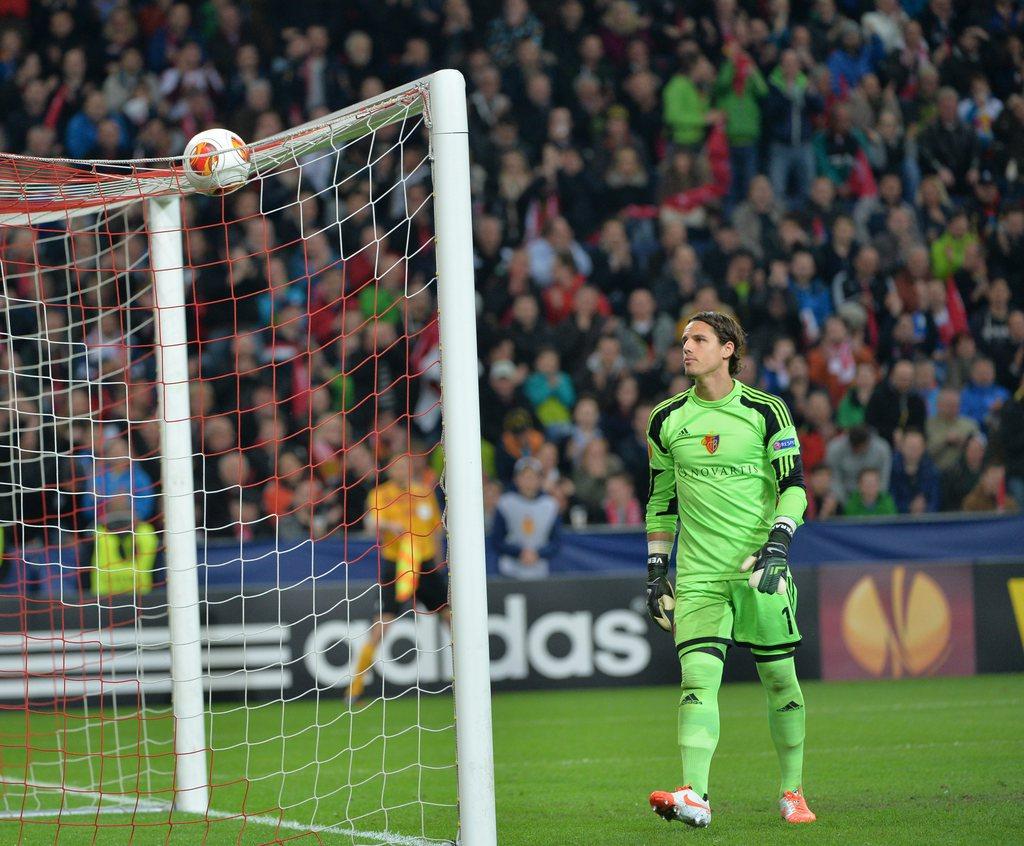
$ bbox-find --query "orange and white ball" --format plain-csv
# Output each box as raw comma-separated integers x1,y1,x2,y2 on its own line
182,128,251,195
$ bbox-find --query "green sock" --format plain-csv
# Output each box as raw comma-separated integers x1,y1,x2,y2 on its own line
677,650,723,798
756,656,805,795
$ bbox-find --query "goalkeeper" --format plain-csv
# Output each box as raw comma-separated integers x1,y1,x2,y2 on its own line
645,311,816,828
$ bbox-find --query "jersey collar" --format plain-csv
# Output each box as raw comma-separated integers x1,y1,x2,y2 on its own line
689,378,741,408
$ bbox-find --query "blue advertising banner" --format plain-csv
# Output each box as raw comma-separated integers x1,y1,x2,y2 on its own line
198,513,1024,590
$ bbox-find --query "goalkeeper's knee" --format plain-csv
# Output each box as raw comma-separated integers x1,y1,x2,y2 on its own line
755,655,803,708
679,648,724,702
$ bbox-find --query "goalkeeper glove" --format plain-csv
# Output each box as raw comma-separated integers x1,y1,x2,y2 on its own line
645,549,675,632
739,518,795,595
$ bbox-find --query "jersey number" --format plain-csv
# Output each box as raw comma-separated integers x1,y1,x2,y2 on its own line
782,606,794,635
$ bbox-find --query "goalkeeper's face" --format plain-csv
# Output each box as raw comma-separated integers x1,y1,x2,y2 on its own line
681,320,733,378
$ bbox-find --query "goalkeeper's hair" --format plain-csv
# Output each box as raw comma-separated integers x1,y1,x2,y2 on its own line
686,310,746,376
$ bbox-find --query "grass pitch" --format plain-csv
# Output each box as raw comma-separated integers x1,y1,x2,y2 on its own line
0,674,1019,845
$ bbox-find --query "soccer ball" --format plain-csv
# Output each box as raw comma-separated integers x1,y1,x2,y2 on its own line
182,128,251,195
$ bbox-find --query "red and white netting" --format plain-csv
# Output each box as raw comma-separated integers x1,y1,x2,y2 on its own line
0,81,458,845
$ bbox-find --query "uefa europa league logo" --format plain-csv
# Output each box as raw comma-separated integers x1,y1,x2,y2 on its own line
841,566,951,678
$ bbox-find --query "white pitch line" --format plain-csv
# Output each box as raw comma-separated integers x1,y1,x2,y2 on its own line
0,805,164,820
202,807,442,846
0,775,443,845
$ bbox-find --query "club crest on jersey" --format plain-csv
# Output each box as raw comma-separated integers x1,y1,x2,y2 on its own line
702,433,720,454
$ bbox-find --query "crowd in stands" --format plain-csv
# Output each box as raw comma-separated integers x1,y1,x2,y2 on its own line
0,0,1023,566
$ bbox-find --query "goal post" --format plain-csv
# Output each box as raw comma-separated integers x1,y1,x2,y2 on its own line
0,69,496,845
430,69,497,846
149,193,209,815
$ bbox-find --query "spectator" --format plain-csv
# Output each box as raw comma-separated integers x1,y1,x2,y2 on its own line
837,361,879,428
761,336,796,395
582,334,629,401
960,357,1010,431
926,387,980,472
506,294,558,364
1003,311,1024,387
970,279,1015,385
816,215,859,286
617,288,676,372
854,173,916,244
92,437,156,525
602,144,653,214
845,467,898,516
589,219,641,312
865,109,920,199
961,463,1019,513
732,176,782,263
826,423,893,501
993,95,1024,183
862,0,909,54
496,408,546,484
541,253,586,325
805,463,844,519
653,244,705,320
486,0,543,69
616,402,653,498
492,456,561,579
663,51,716,149
786,248,835,344
527,217,592,288
865,359,927,444
831,245,892,323
807,316,874,406
601,374,641,445
66,91,120,159
557,285,608,372
916,175,953,244
714,42,768,205
603,472,643,526
848,74,900,134
764,49,822,205
998,377,1024,505
917,87,980,196
523,347,576,441
889,429,941,513
572,437,624,523
800,390,837,473
566,396,604,467
958,76,1003,150
827,21,882,96
815,102,880,199
930,210,978,280
914,359,940,416
941,433,988,510
479,358,529,447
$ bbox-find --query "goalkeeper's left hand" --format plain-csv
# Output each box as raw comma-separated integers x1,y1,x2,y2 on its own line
739,518,796,595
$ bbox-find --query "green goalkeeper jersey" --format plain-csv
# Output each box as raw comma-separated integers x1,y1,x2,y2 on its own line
646,380,807,581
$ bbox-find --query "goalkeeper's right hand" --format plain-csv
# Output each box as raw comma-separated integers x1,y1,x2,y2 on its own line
645,552,675,632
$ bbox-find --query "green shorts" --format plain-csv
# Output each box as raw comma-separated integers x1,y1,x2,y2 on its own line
674,577,801,661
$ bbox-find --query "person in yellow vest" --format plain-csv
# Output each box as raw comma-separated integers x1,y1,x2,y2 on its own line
346,454,446,702
92,494,159,595
91,437,159,596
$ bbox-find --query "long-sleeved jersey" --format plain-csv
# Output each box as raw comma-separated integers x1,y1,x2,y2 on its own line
646,380,807,580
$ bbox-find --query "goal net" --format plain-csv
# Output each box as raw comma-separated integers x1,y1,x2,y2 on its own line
0,71,493,845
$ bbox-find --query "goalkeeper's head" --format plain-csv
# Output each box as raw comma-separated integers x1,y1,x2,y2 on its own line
681,310,746,378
